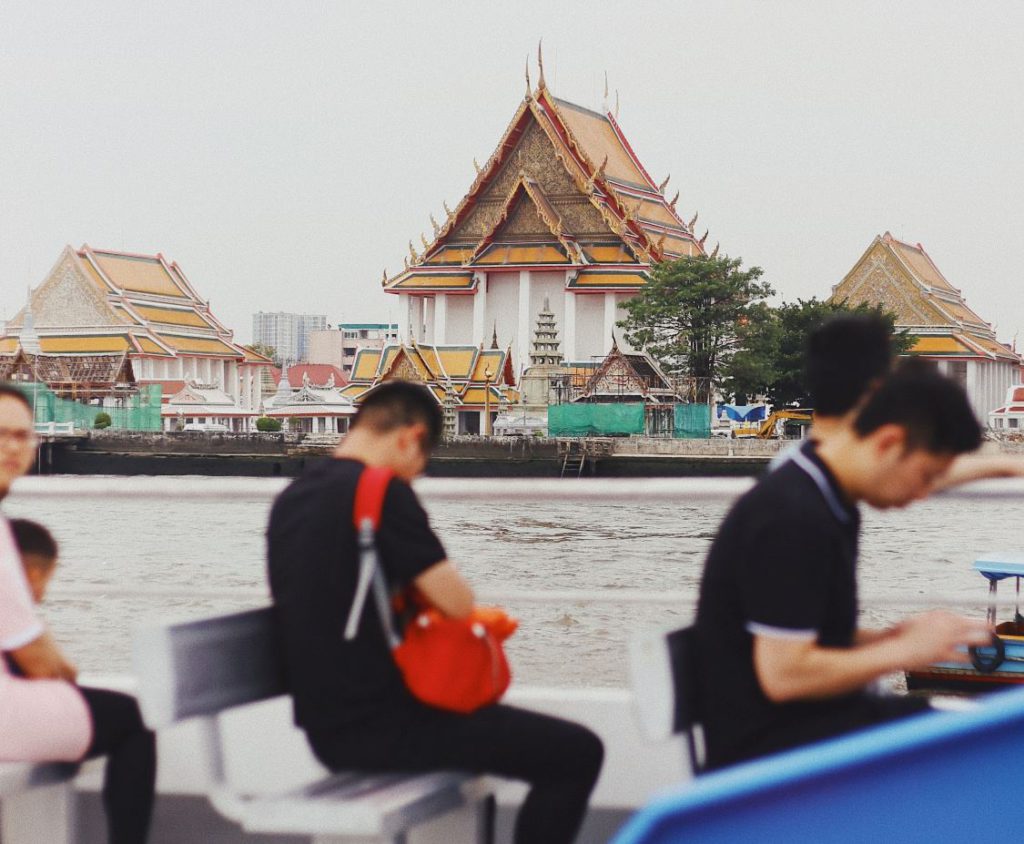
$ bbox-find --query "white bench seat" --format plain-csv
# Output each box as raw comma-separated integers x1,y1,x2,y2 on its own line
133,607,494,844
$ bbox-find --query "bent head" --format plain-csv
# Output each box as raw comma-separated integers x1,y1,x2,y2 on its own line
10,518,58,604
0,386,36,497
346,381,443,481
847,360,981,508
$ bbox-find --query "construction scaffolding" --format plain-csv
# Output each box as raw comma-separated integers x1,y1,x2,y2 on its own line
15,382,163,432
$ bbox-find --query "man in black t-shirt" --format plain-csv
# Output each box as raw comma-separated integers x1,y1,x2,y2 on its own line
267,381,602,844
696,363,992,770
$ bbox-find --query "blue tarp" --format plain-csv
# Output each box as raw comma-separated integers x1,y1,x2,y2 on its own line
717,404,767,423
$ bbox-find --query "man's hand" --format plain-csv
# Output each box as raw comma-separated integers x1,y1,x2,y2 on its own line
755,611,991,703
890,610,992,668
414,560,474,619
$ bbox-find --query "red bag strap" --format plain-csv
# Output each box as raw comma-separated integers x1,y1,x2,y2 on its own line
353,466,395,533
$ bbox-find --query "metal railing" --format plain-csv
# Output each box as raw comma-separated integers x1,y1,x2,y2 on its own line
13,475,1024,611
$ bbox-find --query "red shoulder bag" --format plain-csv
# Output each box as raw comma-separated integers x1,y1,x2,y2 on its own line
342,466,516,713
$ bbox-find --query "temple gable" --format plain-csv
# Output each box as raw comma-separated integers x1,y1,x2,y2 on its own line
9,247,122,329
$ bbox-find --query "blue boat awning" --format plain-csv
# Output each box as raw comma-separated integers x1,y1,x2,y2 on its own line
974,552,1024,580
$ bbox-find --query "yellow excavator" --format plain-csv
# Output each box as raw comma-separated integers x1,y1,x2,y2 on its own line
756,409,813,438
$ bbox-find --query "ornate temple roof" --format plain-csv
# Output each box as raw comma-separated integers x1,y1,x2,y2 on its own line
345,342,518,408
384,63,705,294
1,245,265,364
831,232,1020,363
0,348,136,389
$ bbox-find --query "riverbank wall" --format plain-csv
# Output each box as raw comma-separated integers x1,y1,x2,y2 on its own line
37,431,789,478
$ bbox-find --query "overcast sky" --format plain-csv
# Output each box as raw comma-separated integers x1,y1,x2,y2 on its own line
2,1,1022,346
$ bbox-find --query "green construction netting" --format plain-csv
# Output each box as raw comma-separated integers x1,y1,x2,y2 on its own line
674,403,712,439
548,403,645,437
18,382,163,431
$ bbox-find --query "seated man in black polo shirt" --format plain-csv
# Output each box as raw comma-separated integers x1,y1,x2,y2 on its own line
267,381,603,844
695,362,992,770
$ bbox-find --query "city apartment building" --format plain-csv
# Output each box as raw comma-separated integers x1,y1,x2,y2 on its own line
252,312,327,365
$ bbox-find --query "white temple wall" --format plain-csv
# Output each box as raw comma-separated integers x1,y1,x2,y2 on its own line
615,293,636,352
445,295,474,345
968,359,1017,421
483,272,519,351
575,294,607,362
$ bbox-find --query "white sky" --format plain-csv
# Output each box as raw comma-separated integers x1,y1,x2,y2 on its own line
2,1,1022,346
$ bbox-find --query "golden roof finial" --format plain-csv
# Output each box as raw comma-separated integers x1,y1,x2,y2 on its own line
443,200,453,217
537,39,546,89
409,241,419,263
420,233,430,251
596,154,608,181
658,174,671,193
614,89,620,119
473,157,481,175
710,242,720,258
381,268,388,287
699,230,709,247
688,210,698,231
603,70,609,112
430,214,440,236
525,56,532,97
403,255,410,270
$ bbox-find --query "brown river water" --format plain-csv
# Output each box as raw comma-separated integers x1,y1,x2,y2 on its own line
3,476,1020,687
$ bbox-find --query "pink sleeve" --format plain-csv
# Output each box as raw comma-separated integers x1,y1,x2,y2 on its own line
0,519,43,651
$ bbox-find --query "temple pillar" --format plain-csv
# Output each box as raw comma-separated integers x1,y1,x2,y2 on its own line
604,292,618,350
434,293,448,345
563,288,577,362
398,293,412,341
424,296,436,343
472,273,488,344
517,270,531,374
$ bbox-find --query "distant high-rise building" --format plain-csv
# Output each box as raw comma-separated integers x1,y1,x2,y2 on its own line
336,323,399,373
252,312,327,364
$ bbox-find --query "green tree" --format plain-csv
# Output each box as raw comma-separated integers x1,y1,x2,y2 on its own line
93,411,112,430
247,343,279,365
723,298,914,405
255,416,283,432
619,255,774,403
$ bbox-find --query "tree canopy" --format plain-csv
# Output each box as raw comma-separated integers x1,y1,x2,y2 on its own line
618,255,774,403
722,298,914,405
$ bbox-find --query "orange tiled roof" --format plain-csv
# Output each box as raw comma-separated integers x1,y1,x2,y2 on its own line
132,304,213,329
156,334,241,356
286,363,348,387
86,250,188,298
383,75,701,292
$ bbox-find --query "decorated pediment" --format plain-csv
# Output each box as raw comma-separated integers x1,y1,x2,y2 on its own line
8,246,123,329
380,347,427,383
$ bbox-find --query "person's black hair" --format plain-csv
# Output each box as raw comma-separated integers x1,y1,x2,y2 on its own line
806,315,895,416
0,383,32,412
9,518,58,567
853,358,982,454
352,381,443,450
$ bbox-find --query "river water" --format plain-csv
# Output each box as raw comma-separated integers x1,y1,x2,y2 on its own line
3,476,1021,688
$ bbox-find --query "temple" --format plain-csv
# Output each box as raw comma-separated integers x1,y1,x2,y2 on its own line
382,53,705,375
343,341,517,436
831,232,1021,419
0,245,272,429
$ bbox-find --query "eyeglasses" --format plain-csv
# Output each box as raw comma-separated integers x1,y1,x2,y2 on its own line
0,428,38,447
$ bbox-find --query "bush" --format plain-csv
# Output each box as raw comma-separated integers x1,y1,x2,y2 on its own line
255,416,282,432
93,412,112,430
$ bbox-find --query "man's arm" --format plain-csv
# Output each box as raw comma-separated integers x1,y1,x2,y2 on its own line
931,454,1024,492
754,610,991,703
414,560,474,619
8,631,77,682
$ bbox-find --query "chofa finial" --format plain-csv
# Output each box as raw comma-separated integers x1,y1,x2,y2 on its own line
710,242,720,258
430,214,440,236
537,39,546,88
473,157,481,175
525,56,531,97
658,174,671,193
603,71,609,111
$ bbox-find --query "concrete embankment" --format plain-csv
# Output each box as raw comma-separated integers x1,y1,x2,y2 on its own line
38,432,793,478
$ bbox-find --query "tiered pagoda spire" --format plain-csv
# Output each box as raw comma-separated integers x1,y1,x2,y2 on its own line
530,297,562,366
